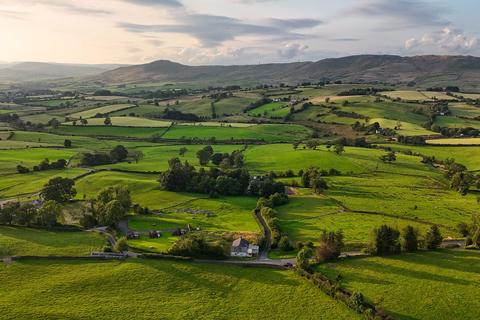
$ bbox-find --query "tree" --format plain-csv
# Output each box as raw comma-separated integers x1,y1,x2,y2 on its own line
114,237,128,253
425,225,443,249
380,151,396,163
210,153,224,165
296,247,313,270
97,200,126,226
80,118,88,126
0,202,19,224
37,200,62,227
311,177,328,194
104,117,112,126
316,230,344,262
40,177,76,203
130,150,144,164
279,235,293,251
292,141,301,150
64,139,72,148
333,144,345,155
196,147,213,166
401,225,418,252
368,225,400,255
48,118,60,129
110,145,128,162
16,165,29,174
450,171,475,195
179,147,188,156
13,204,37,226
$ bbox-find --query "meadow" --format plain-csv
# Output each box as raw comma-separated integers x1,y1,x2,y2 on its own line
248,101,290,118
0,259,359,320
70,104,135,119
0,148,77,175
64,116,172,127
53,125,169,138
426,137,480,145
317,250,480,320
0,226,105,257
434,115,480,129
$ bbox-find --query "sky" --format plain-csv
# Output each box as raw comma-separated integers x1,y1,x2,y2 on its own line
0,0,479,65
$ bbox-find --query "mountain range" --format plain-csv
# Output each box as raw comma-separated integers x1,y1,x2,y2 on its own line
2,55,480,90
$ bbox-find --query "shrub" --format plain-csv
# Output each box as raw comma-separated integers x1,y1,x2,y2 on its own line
401,225,419,252
278,236,293,251
368,225,400,255
316,230,344,262
425,225,443,250
114,237,128,253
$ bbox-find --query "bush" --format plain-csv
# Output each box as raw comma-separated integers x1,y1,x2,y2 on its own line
114,237,128,253
368,225,400,255
401,225,419,252
316,230,344,262
425,225,443,250
278,236,293,251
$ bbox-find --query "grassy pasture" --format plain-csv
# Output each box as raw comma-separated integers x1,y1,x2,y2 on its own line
434,115,480,129
276,196,453,248
248,101,290,117
319,114,359,125
420,91,458,101
0,140,59,150
449,103,480,118
25,98,81,109
70,104,134,119
175,98,214,117
109,104,164,117
382,90,430,101
323,172,476,228
215,96,257,116
456,92,480,99
317,250,480,320
74,171,199,210
378,143,480,171
53,125,168,138
64,116,171,127
100,144,240,172
0,148,77,175
0,226,105,257
180,121,255,127
0,168,87,198
19,113,60,124
163,124,312,142
0,259,359,320
426,138,480,145
368,118,438,136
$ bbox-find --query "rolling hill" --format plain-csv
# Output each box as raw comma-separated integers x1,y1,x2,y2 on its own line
96,55,480,89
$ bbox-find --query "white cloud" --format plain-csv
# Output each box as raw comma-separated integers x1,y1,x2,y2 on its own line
277,43,308,59
405,27,478,53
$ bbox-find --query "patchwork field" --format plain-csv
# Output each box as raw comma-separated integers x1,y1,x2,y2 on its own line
0,259,359,320
0,226,105,257
426,138,480,145
0,148,77,175
70,104,134,118
317,250,480,320
248,101,290,118
64,116,172,127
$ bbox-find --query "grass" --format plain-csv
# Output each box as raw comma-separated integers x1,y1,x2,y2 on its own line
248,101,290,118
214,96,257,116
449,103,480,118
0,226,105,257
70,104,134,118
426,138,480,145
317,250,480,320
434,116,480,129
276,195,454,248
0,168,87,198
175,98,215,117
53,125,168,138
100,144,240,172
163,124,312,142
380,143,480,171
64,116,171,127
109,104,165,117
381,90,430,101
368,118,438,136
0,259,360,320
0,148,78,175
323,172,476,228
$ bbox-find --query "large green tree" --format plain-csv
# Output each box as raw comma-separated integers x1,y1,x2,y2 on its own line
40,177,76,203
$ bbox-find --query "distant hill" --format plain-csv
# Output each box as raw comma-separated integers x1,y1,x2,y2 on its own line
0,62,126,82
96,55,480,90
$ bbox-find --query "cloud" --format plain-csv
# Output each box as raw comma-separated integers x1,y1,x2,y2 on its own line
0,9,25,20
277,43,309,59
118,14,319,46
122,0,183,7
40,1,111,15
405,27,478,53
346,0,449,29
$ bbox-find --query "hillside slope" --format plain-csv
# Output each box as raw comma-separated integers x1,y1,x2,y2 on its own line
97,55,480,89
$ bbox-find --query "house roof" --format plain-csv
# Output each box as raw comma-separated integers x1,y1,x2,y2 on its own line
232,237,249,248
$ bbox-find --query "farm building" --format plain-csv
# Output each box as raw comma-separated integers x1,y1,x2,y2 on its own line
230,237,259,257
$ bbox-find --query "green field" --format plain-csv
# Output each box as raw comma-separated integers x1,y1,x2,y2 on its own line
53,125,168,138
317,250,480,320
248,101,290,118
427,138,480,145
0,148,77,175
0,168,87,198
449,103,480,118
175,98,215,117
434,116,480,129
368,118,438,136
0,226,105,257
380,143,480,171
64,116,171,127
383,90,430,101
276,195,453,248
70,104,134,118
214,96,257,116
163,124,312,142
109,104,165,117
0,259,359,320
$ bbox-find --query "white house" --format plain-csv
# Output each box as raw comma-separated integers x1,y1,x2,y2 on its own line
230,237,259,257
